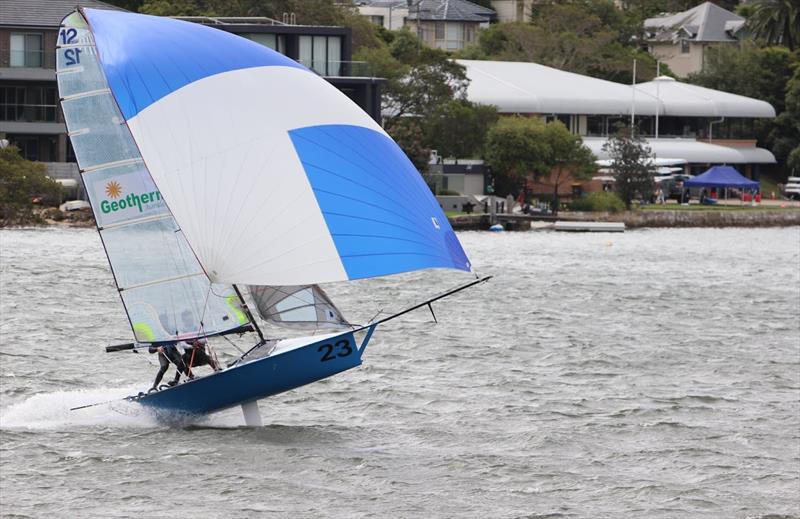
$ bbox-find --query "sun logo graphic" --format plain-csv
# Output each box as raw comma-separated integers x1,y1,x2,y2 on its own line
105,181,122,199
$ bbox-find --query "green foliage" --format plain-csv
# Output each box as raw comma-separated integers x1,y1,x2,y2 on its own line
602,129,656,209
485,117,596,213
689,44,799,174
427,100,498,160
569,191,626,213
0,146,62,226
782,64,800,175
746,0,799,51
459,5,662,83
689,44,794,112
383,118,431,173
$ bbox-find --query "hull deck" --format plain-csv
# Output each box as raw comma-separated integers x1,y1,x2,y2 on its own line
131,326,375,416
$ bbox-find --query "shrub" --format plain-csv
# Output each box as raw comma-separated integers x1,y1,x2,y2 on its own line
569,191,626,213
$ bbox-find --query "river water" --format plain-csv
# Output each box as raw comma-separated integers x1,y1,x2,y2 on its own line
1,226,798,518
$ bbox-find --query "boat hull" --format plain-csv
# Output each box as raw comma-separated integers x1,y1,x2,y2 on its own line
134,328,373,416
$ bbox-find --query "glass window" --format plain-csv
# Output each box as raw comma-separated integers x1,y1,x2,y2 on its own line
313,36,327,75
10,33,43,67
368,15,384,26
327,36,341,76
446,23,462,49
587,116,604,136
681,39,690,54
247,33,277,50
298,35,342,76
299,35,312,69
435,22,445,40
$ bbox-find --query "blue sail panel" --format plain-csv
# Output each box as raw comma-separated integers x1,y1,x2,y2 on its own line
81,8,305,120
289,125,471,280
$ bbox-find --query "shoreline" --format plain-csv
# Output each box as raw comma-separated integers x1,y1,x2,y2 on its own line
4,208,800,231
448,209,800,230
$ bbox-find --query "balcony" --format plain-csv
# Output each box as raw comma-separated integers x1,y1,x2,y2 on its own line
297,59,376,78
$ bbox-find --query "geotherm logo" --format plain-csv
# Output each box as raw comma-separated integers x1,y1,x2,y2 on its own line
99,180,162,214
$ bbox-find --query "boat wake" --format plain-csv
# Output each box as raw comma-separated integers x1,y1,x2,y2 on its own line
0,387,159,429
0,388,257,429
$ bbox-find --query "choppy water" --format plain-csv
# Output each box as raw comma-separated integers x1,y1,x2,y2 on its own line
1,226,799,518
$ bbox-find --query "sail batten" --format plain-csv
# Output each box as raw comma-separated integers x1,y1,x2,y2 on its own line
118,271,206,292
57,10,250,344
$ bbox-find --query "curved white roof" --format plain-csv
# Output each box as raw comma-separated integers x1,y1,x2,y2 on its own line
634,77,776,118
583,137,776,164
457,59,660,115
458,60,776,119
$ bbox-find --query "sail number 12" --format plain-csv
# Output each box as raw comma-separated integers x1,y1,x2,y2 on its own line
59,28,82,65
318,339,352,362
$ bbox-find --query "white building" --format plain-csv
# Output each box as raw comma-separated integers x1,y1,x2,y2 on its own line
457,59,775,179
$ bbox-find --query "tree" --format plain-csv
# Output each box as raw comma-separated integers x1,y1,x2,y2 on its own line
484,117,596,214
541,121,597,214
0,145,62,226
689,44,798,175
747,0,800,51
459,7,662,83
356,29,470,172
602,129,656,209
426,100,498,161
485,117,551,197
383,118,431,173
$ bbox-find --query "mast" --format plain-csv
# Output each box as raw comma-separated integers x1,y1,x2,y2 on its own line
234,284,265,343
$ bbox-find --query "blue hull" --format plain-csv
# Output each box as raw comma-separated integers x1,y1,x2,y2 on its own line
135,327,374,416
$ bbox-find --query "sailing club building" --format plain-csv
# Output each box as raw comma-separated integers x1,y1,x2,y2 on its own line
0,0,383,199
455,59,775,198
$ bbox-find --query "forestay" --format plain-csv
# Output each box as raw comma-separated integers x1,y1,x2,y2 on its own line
78,8,471,287
56,11,250,344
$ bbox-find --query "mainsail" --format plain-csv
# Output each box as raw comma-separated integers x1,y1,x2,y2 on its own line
72,8,471,289
249,285,349,330
56,11,250,344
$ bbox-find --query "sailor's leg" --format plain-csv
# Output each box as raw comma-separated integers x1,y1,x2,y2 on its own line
151,353,169,390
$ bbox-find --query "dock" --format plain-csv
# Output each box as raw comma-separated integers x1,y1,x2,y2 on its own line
553,221,625,232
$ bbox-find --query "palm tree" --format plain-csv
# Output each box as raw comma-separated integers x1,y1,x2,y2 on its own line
747,0,800,51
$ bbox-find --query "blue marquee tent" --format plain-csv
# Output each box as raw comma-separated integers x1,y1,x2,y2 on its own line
684,165,759,190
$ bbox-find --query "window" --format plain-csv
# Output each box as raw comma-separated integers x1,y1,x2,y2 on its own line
681,39,690,54
10,33,43,67
446,23,463,50
435,22,445,40
298,35,342,76
0,85,58,122
245,33,285,54
368,15,384,26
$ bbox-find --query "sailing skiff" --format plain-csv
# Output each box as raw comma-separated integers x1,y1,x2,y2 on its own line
57,8,484,424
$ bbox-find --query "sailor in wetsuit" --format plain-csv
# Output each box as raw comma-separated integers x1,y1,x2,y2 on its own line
181,337,220,377
149,342,187,392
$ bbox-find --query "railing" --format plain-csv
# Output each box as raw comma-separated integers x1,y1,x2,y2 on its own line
298,59,376,78
0,103,59,123
1,49,57,69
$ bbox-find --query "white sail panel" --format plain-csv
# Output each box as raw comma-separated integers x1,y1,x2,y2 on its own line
57,10,251,344
83,8,471,287
249,285,349,330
